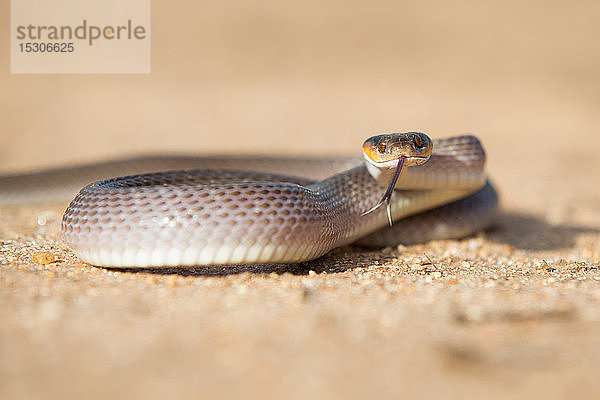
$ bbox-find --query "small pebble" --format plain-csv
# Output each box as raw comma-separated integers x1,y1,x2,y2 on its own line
36,215,47,226
33,251,55,265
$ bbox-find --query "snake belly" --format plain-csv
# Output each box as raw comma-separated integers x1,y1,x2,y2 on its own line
60,136,494,267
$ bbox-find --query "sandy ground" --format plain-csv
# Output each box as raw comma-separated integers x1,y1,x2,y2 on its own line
2,0,600,398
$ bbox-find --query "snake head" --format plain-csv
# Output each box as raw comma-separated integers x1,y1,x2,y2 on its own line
361,132,434,225
362,132,433,169
362,132,433,185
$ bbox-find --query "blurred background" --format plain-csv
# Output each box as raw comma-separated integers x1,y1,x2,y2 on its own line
2,0,599,222
3,2,600,398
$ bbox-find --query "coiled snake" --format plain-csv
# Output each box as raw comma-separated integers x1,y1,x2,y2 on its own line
1,133,497,267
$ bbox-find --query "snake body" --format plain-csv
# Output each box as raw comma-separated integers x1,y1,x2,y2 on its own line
53,134,497,267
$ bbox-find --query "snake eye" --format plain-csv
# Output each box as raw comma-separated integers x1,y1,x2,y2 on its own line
412,134,423,149
377,140,387,153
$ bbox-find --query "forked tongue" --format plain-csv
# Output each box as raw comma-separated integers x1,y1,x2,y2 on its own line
360,156,405,226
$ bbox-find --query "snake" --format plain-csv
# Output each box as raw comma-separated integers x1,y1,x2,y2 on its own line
0,133,498,267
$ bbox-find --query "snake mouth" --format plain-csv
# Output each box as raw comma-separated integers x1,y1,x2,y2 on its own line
362,153,429,169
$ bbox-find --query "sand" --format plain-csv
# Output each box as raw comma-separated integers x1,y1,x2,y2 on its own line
2,0,600,398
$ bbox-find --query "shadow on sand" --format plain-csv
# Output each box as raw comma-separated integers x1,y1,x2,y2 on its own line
109,247,397,277
486,211,599,251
